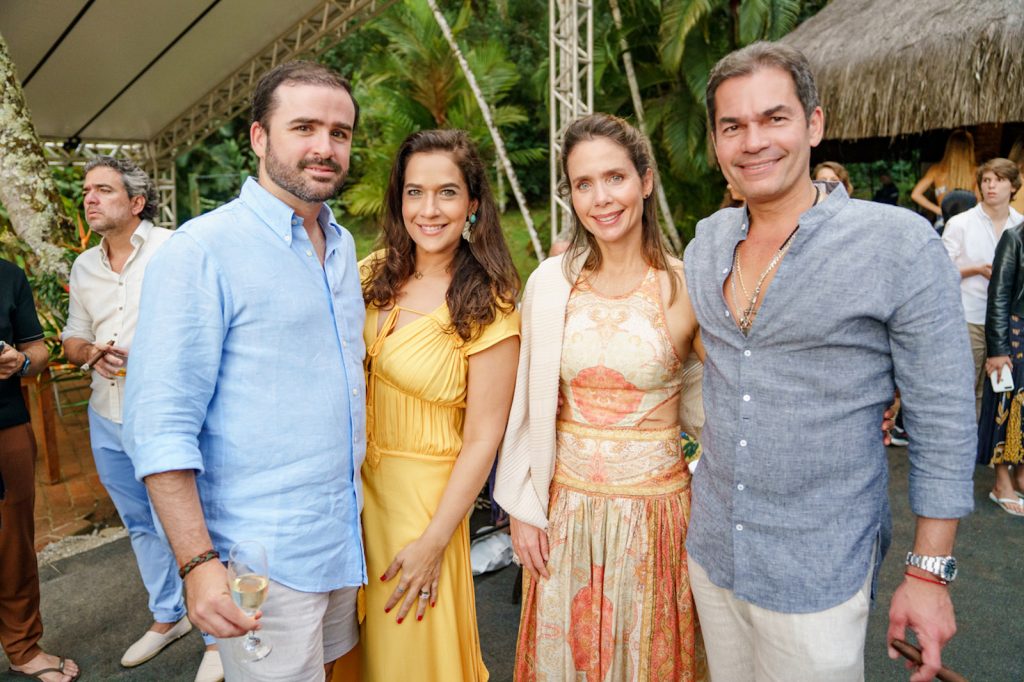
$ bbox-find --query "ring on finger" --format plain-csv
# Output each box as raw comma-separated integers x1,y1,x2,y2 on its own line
511,554,521,566
419,590,430,599
395,585,406,594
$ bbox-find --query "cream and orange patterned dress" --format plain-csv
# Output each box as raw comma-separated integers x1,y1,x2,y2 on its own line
515,268,705,681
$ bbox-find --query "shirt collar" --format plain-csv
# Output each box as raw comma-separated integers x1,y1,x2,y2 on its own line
239,176,343,244
784,181,848,255
98,219,153,269
733,181,848,255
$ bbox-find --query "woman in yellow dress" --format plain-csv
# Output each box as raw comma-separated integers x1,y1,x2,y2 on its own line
356,129,520,681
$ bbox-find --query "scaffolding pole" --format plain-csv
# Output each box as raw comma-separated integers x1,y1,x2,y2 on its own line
549,0,593,247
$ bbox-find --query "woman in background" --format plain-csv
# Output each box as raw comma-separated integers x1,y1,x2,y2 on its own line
978,194,1024,516
911,129,976,220
496,113,705,680
354,129,520,681
813,160,852,195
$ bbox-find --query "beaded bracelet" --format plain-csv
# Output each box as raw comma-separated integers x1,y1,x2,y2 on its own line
179,549,220,579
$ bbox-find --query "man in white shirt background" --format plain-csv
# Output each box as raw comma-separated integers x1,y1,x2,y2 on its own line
61,158,221,682
942,157,1023,413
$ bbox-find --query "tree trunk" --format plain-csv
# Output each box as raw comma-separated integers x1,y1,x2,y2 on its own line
426,0,545,262
609,0,682,253
0,31,71,276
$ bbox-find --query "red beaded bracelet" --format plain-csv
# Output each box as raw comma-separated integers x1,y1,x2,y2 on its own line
179,549,220,579
904,571,947,587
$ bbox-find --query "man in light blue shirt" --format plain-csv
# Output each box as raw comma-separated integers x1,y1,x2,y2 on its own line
125,61,366,682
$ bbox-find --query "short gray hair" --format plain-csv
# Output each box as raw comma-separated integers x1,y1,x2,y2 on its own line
706,41,820,137
84,156,159,221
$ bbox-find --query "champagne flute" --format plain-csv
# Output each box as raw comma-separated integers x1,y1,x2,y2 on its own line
228,541,272,662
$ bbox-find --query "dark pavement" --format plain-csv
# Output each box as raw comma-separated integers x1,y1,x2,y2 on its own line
3,448,1022,681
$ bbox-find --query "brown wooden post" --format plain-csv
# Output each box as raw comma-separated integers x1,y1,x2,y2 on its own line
23,374,60,484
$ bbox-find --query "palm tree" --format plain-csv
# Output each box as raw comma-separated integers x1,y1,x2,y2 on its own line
342,0,544,226
599,0,805,239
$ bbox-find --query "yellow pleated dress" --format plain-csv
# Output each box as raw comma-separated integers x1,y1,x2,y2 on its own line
357,294,519,682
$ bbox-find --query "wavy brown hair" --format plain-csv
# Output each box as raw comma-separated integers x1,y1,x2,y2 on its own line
363,129,520,342
559,113,679,302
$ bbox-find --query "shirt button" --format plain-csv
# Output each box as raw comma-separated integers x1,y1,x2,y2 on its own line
744,350,751,357
118,306,123,311
722,268,728,274
735,524,744,531
351,388,358,396
725,310,730,317
743,394,750,402
739,439,747,447
306,250,313,257
737,484,745,491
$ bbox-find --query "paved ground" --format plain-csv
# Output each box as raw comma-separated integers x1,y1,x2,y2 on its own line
5,446,1023,681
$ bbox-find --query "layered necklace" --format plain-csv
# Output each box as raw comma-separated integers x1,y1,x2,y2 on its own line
730,187,820,335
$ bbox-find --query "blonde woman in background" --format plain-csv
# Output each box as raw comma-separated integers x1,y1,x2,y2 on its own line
911,129,977,219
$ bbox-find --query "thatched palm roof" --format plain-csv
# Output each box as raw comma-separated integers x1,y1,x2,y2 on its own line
783,0,1024,140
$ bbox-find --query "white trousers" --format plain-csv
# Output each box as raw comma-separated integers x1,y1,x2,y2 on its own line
219,581,358,682
688,557,871,682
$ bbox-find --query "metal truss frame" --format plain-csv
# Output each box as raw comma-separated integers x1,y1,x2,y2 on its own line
549,0,593,243
42,0,396,229
150,0,398,161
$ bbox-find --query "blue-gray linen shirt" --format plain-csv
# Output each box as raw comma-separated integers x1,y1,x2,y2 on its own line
684,184,976,613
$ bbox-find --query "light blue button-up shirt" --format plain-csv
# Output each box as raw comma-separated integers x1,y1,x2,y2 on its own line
125,177,367,592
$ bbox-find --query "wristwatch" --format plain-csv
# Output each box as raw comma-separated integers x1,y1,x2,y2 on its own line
16,352,31,377
905,552,958,583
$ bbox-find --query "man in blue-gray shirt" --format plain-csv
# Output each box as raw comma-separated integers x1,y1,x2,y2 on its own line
684,42,975,682
125,61,366,682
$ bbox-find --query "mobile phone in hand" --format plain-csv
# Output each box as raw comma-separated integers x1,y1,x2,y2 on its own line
990,366,1014,392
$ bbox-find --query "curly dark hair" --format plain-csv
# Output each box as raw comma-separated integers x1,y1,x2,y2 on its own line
363,129,520,342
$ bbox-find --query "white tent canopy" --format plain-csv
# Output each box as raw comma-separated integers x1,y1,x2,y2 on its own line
1,0,396,226
2,0,395,149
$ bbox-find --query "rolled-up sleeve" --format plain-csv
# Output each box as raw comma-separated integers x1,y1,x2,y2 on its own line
888,238,976,518
124,234,230,480
62,263,94,342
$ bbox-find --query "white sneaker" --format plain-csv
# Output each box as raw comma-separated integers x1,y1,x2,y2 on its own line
120,617,193,667
194,650,224,682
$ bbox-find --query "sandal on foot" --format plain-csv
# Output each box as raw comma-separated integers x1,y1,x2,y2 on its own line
8,656,79,681
989,491,1024,516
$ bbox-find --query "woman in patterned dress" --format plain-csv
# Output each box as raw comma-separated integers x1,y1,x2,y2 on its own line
979,216,1024,515
495,113,705,681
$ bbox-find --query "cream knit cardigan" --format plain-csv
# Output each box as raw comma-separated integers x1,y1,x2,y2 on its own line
494,254,704,529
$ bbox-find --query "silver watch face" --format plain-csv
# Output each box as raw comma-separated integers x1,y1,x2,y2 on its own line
938,556,958,582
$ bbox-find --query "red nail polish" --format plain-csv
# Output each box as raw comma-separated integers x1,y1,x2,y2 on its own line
417,615,423,621
379,574,387,582
396,617,404,624
384,607,391,613
430,601,435,608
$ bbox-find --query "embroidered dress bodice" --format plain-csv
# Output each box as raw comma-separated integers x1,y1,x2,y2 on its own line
559,267,683,428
